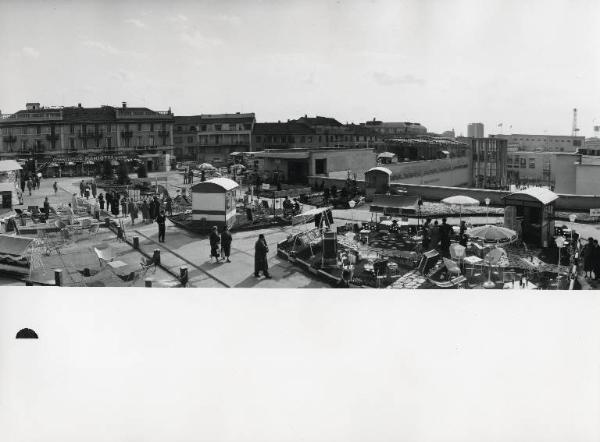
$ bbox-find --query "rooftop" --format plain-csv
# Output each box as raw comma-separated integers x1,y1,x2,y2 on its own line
294,115,343,127
253,122,315,136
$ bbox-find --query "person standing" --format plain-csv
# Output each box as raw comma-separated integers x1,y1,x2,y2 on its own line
430,220,441,251
183,169,188,185
421,217,432,251
43,196,50,217
53,181,58,195
156,210,166,243
141,199,149,223
121,196,128,218
593,239,600,281
254,233,271,278
79,180,85,197
112,194,120,216
26,179,32,196
20,179,25,193
439,218,453,258
84,185,90,200
209,226,221,262
91,181,97,199
128,199,137,225
581,237,594,279
105,191,112,213
221,225,232,263
165,196,173,216
98,193,105,210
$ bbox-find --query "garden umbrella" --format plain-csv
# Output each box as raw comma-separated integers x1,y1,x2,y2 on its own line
482,247,508,289
197,163,215,170
466,225,517,244
441,195,479,223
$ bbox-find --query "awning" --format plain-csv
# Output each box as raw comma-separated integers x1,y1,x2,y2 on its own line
369,194,419,214
0,160,22,172
377,152,396,158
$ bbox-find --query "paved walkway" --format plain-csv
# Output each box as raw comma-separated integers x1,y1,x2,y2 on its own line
126,219,329,289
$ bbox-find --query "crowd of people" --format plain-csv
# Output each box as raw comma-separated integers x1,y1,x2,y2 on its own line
420,217,465,257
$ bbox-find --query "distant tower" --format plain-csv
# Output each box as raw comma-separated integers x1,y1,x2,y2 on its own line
572,108,579,136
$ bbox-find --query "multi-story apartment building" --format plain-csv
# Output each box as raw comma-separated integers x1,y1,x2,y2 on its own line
492,133,584,152
173,115,201,161
363,119,428,138
467,123,484,138
252,121,319,150
173,113,255,164
198,113,254,164
467,137,508,189
0,102,174,173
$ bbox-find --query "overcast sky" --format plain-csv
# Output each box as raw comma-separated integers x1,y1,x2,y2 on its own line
1,0,599,136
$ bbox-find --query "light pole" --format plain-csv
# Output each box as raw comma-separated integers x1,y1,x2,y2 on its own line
555,235,566,289
484,197,491,225
348,199,356,224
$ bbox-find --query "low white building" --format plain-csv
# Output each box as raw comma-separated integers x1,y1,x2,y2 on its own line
0,160,22,209
191,178,239,229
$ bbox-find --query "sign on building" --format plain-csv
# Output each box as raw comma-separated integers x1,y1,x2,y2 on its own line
261,183,271,190
590,208,600,217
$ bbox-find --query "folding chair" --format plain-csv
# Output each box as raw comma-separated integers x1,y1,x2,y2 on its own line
94,246,115,268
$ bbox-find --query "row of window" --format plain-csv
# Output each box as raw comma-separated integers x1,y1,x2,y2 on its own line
1,123,169,136
7,136,163,151
507,157,537,168
175,123,253,132
255,134,375,144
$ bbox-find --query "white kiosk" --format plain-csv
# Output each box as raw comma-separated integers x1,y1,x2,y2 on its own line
191,178,239,229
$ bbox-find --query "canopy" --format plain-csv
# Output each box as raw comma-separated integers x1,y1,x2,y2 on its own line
377,152,396,158
366,166,392,175
67,161,76,166
503,187,559,206
370,194,418,215
191,177,239,193
291,206,333,226
0,160,22,172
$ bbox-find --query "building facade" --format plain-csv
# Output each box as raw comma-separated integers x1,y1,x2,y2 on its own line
0,102,174,173
252,121,319,150
363,119,428,138
173,113,255,164
468,137,508,189
580,137,600,156
467,123,484,138
492,133,584,152
506,151,579,193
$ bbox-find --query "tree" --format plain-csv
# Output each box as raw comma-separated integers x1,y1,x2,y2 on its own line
137,162,148,178
116,161,130,185
101,159,113,180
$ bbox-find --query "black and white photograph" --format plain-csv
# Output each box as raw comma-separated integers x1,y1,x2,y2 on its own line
1,0,600,440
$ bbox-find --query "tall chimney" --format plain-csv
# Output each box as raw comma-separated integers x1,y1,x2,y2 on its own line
78,103,82,108
122,102,127,108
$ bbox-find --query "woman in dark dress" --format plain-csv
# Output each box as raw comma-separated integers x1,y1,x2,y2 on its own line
254,233,271,278
209,226,221,263
106,191,112,213
112,194,120,216
98,193,105,210
141,199,149,223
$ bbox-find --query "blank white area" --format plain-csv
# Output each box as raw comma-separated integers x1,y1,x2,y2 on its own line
1,288,599,442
